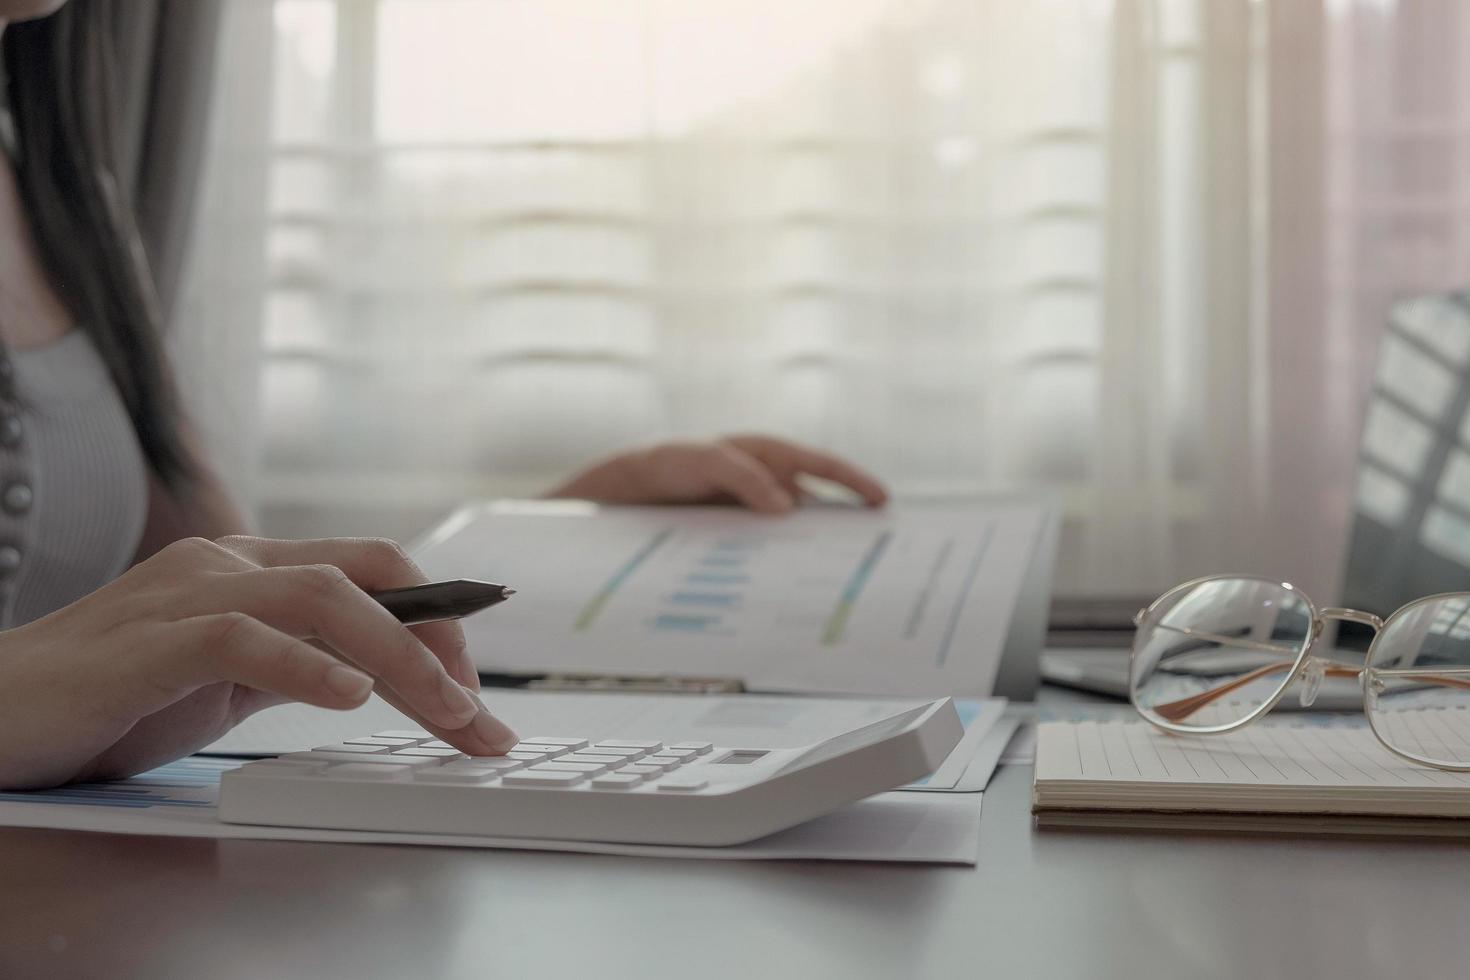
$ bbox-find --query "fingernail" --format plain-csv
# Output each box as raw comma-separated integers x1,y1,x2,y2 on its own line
472,709,519,753
440,673,480,723
325,665,374,700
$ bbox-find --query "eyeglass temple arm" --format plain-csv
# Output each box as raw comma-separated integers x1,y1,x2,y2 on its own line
1149,661,1343,723
1150,661,1470,724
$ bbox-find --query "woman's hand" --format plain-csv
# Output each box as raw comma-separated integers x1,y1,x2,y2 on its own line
546,434,888,514
0,535,519,790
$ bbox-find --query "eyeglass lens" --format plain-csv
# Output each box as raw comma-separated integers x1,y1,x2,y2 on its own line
1131,578,1312,730
1365,594,1470,768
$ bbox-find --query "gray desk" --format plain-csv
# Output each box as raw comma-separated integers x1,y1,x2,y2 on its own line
3,701,1468,980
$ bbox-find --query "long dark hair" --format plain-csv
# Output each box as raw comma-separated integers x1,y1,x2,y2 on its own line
3,0,192,486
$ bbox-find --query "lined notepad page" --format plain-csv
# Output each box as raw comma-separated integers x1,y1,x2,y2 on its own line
1033,719,1470,817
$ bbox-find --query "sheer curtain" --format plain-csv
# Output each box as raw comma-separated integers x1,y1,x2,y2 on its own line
170,0,273,510
174,0,1469,600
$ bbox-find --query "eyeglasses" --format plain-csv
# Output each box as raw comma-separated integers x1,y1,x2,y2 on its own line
1129,575,1470,771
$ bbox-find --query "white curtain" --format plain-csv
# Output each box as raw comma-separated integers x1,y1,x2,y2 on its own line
173,0,1470,600
170,0,274,520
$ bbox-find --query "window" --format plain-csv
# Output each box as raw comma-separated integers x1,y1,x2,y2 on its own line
185,0,1449,600
254,0,1124,585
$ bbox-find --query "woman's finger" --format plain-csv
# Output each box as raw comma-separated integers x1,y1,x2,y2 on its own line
729,436,888,505
146,612,375,711
191,564,484,732
292,637,515,756
216,535,479,688
408,621,478,689
139,535,260,579
795,450,888,505
371,684,518,757
697,444,795,514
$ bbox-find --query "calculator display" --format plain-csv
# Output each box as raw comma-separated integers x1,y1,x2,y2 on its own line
713,750,767,765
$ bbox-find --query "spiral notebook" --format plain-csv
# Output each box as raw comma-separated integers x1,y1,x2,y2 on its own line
1032,717,1470,834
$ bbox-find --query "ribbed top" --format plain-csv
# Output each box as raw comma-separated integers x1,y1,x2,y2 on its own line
2,330,148,627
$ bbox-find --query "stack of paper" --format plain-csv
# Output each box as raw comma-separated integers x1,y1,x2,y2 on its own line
0,756,987,864
1033,718,1470,825
0,690,1022,866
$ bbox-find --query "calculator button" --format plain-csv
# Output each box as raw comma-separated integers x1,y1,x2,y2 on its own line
391,747,465,760
668,742,713,755
615,764,658,781
507,751,555,762
530,762,605,774
521,737,589,750
443,758,524,771
590,773,644,789
641,756,684,770
657,776,708,792
324,763,411,781
421,740,455,750
580,746,646,760
593,740,662,751
344,736,419,747
510,745,569,758
413,767,501,784
236,760,324,777
556,754,617,771
373,730,432,741
503,770,586,787
658,748,699,760
314,742,390,754
286,751,439,768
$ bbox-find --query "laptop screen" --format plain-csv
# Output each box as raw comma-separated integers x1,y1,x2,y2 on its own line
1341,293,1470,619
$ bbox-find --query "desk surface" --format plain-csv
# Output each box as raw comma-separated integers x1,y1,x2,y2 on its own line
4,705,1468,980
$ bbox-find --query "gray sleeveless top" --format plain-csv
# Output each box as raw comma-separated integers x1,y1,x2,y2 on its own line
0,330,149,628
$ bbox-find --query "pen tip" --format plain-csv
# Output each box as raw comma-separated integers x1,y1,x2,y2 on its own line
502,587,517,596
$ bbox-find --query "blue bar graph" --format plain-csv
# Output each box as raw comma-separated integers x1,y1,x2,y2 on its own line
654,613,723,632
686,572,751,585
574,529,674,630
668,591,742,608
647,536,764,639
0,757,233,809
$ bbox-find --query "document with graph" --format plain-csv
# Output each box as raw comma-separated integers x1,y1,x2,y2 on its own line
411,499,1050,696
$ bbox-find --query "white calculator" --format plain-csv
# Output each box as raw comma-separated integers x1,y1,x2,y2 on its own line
219,698,962,846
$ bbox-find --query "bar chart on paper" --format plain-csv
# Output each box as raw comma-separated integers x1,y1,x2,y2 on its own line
0,757,232,811
415,500,1047,696
569,524,991,662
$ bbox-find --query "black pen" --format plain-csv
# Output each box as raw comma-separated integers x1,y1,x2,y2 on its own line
369,579,516,626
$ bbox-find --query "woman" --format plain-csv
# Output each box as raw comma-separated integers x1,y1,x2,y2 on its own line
0,0,887,790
